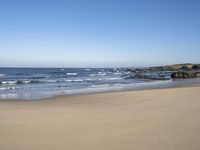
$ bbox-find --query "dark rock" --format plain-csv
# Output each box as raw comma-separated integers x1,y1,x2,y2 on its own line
150,67,164,72
171,71,197,79
124,64,200,80
192,65,200,70
180,66,190,71
134,74,148,79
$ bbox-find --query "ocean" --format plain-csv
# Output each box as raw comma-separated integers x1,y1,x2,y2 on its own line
0,68,200,100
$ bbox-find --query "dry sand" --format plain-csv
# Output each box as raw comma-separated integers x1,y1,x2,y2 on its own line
0,85,200,150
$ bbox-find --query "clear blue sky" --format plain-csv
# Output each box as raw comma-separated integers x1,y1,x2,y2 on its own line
0,0,200,67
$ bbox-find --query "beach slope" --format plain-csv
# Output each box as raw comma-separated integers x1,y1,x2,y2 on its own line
0,86,200,150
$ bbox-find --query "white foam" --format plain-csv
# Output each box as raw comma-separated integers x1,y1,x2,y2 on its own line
0,87,16,90
66,73,78,76
113,72,121,75
24,81,31,84
74,79,84,82
8,87,16,90
2,81,17,84
89,74,96,77
64,79,72,82
85,78,95,82
97,72,106,76
64,79,84,82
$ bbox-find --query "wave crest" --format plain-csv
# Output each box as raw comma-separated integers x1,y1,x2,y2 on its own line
66,73,78,76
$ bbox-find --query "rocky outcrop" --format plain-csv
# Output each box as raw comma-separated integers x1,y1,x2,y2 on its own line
192,65,200,70
124,63,200,73
171,71,197,79
124,63,200,80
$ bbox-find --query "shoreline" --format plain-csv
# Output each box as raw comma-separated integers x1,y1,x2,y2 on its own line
1,79,200,101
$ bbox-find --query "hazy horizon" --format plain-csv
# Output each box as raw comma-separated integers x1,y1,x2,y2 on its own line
1,0,200,67
0,62,198,68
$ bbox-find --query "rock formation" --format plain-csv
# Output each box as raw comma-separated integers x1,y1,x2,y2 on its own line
171,71,197,79
124,63,200,80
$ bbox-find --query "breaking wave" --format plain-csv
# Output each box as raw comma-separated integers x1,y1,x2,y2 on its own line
66,73,78,76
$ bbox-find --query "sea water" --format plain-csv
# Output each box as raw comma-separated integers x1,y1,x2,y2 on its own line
0,68,199,100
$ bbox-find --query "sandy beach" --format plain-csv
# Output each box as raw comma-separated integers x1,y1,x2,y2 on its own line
0,85,200,150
